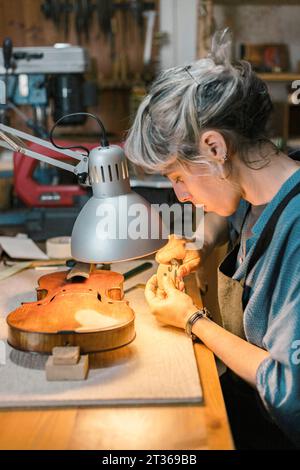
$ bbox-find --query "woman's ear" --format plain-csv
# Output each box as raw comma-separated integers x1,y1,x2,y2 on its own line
199,130,227,163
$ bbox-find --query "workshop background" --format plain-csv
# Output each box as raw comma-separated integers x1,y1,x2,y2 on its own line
1,0,300,239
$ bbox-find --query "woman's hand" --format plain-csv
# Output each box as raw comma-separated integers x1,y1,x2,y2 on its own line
155,234,203,290
145,273,198,329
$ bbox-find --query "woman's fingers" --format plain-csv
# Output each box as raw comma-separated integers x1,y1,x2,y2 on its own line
155,235,186,264
176,252,202,282
177,264,190,279
148,273,158,287
180,250,201,274
145,275,159,305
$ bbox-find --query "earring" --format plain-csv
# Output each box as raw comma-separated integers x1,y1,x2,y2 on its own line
223,153,228,162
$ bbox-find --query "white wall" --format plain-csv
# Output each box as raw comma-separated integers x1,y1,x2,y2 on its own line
159,2,300,73
214,4,300,101
159,0,197,70
215,4,300,72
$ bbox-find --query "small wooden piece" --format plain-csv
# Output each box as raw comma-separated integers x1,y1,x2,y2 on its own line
52,346,80,365
46,355,89,381
156,261,179,296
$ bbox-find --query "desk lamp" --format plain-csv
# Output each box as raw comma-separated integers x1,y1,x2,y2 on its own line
0,113,166,263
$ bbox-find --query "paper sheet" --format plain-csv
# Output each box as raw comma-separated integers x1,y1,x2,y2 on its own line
0,236,48,260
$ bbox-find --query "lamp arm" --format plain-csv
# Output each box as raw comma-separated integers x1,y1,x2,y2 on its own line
0,123,88,176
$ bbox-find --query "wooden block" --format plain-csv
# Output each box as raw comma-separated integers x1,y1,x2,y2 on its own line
52,346,80,365
46,355,89,381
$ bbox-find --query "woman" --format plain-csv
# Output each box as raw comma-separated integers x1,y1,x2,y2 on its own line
124,30,300,449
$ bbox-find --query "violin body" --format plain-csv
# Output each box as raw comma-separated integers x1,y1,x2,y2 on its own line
7,269,135,354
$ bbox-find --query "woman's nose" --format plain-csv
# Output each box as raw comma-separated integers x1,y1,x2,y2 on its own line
173,185,193,203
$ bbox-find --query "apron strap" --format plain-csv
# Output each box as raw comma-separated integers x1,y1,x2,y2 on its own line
242,181,300,309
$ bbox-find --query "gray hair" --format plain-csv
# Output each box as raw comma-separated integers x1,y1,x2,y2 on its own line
124,28,275,176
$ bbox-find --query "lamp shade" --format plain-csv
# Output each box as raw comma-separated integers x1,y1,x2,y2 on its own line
71,145,166,263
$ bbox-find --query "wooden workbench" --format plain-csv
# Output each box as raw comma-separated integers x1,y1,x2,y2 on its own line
0,267,233,450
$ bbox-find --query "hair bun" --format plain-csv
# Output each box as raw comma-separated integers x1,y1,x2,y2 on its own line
209,28,232,67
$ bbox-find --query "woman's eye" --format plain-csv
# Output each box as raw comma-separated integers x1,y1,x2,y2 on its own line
175,177,183,184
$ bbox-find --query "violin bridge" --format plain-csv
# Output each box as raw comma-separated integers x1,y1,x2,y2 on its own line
66,262,93,280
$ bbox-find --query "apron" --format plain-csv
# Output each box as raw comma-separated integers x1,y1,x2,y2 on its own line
217,182,300,339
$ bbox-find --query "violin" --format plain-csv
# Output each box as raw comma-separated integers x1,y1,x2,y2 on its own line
7,267,135,354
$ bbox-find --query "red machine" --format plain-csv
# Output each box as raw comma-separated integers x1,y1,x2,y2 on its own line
13,141,95,207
